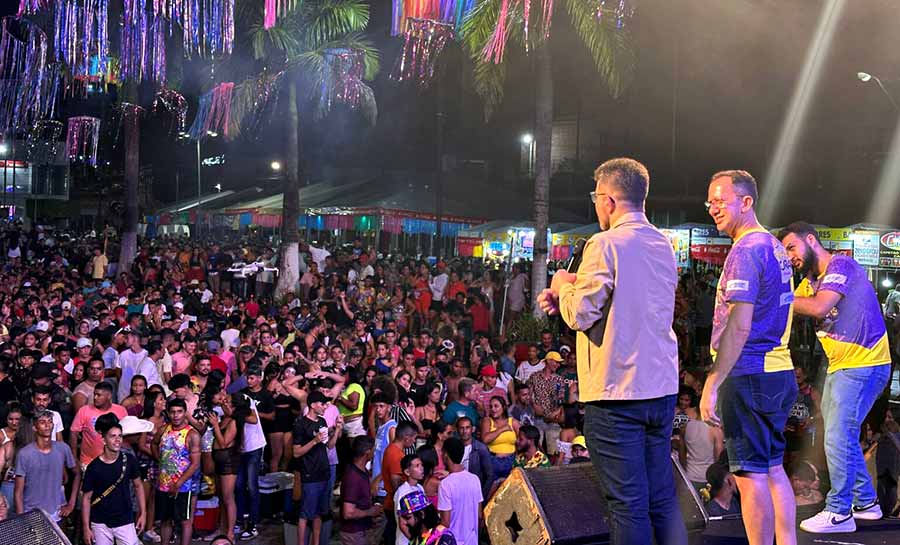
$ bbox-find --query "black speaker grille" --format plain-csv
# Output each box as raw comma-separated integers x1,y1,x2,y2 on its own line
0,509,72,545
524,464,610,545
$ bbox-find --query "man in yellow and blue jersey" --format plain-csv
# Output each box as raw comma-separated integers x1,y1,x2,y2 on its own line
699,170,797,545
779,222,891,534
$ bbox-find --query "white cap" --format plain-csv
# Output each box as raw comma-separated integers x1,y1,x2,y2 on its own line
76,337,92,349
174,302,184,310
62,301,72,310
119,416,155,435
35,321,50,332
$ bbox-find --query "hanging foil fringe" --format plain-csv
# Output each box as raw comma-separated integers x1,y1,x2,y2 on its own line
188,82,233,140
53,0,109,80
66,115,101,166
0,18,58,135
391,0,474,36
264,0,297,29
391,18,454,86
152,88,187,133
597,0,635,29
18,0,49,16
112,102,144,148
26,119,63,164
319,48,365,114
153,0,233,59
120,0,167,84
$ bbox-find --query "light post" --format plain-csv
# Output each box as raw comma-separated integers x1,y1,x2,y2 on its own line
521,133,535,177
180,131,217,238
857,71,900,112
270,160,282,172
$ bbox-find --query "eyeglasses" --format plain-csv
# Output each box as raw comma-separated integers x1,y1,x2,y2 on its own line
589,191,610,204
704,194,748,211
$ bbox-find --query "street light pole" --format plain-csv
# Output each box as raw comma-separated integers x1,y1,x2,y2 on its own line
858,71,900,112
196,138,201,239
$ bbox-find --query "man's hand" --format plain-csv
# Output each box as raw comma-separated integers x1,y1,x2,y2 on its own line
369,504,384,518
550,270,577,292
699,382,720,427
59,501,75,518
135,512,146,534
537,289,559,315
83,526,94,545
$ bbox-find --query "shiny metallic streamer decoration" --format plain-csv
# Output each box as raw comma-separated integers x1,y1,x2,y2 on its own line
152,88,187,133
160,0,232,59
26,119,63,164
391,18,454,87
17,0,49,16
392,0,473,36
53,0,108,80
0,17,56,135
319,48,365,113
188,82,233,139
65,115,101,166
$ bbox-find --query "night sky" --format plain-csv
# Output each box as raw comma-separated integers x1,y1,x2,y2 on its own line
4,0,900,227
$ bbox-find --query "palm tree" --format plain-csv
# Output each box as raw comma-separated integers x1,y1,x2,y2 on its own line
460,1,635,317
234,1,378,299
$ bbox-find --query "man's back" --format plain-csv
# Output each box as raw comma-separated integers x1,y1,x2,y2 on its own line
437,470,483,545
562,214,679,401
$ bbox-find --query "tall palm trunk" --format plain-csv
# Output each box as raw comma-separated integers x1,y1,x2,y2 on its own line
119,106,140,274
531,46,553,317
275,79,301,299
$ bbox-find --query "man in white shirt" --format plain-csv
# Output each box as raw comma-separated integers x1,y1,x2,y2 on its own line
116,331,153,402
394,454,426,545
306,243,331,271
438,438,483,545
429,263,449,303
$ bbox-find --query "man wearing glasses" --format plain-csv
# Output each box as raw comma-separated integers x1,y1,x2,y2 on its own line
538,157,686,545
699,170,797,545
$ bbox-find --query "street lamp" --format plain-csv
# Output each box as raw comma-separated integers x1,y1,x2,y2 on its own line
270,161,282,171
521,133,535,177
857,71,900,112
214,183,222,192
883,278,894,288
0,143,7,155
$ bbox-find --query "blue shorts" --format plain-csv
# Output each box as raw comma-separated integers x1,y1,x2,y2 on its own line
718,370,797,474
299,480,331,519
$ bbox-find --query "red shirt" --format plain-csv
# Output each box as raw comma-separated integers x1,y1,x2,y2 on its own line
470,303,490,333
245,301,260,318
447,281,468,300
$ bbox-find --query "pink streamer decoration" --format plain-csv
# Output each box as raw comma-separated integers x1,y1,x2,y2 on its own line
391,18,454,86
482,0,511,64
65,115,101,166
319,49,365,112
17,0,48,16
264,0,276,29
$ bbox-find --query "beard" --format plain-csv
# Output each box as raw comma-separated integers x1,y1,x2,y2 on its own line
798,245,819,277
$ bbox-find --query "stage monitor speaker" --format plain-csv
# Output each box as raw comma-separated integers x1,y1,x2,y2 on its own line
485,453,707,545
0,509,72,545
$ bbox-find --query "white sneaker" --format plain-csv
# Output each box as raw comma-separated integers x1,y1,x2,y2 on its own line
853,501,883,520
800,510,857,534
142,530,161,543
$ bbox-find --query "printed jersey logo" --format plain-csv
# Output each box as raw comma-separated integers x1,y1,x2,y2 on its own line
822,273,847,285
772,240,793,283
726,280,749,292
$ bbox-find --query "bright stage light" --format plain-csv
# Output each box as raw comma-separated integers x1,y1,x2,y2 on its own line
883,278,893,288
0,143,7,154
271,161,282,171
521,133,533,144
759,0,846,224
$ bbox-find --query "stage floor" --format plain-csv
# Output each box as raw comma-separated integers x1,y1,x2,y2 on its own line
700,518,900,545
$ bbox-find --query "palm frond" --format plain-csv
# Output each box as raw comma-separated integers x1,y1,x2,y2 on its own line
302,0,370,49
249,21,302,61
565,0,636,98
459,0,512,120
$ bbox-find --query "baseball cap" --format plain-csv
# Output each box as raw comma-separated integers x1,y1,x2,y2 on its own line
440,339,454,351
307,390,328,405
398,490,429,517
120,416,155,435
76,338,92,349
544,351,563,363
174,302,184,310
207,340,221,353
559,345,572,355
572,435,587,450
35,321,50,332
480,365,497,377
414,358,429,368
61,301,72,311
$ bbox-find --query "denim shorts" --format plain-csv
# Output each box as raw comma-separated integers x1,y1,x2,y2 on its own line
299,480,331,519
719,370,798,474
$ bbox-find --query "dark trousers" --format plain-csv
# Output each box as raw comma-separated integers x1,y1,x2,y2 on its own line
236,448,263,526
584,394,688,545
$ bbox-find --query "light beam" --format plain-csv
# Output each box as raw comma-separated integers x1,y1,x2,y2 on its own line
759,0,846,223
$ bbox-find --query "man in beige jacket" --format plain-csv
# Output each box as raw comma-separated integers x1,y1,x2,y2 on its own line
538,157,686,545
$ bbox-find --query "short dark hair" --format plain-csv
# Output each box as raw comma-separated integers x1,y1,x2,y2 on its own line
167,398,187,411
400,453,421,472
94,381,114,395
351,435,375,459
94,412,121,435
776,221,820,245
519,424,541,446
396,421,418,439
709,169,759,207
706,462,731,495
458,378,475,398
31,384,52,397
168,373,191,391
444,437,465,465
593,157,650,205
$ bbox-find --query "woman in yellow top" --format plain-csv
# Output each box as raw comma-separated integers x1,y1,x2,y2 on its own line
480,396,519,483
336,377,367,438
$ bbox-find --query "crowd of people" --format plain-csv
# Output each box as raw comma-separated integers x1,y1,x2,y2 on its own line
0,177,898,545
